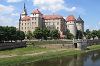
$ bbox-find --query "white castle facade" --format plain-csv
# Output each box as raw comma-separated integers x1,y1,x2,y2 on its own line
19,4,84,38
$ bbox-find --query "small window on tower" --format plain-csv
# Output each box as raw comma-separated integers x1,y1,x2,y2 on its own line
57,27,59,29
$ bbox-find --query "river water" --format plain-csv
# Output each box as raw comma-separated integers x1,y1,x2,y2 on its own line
18,50,100,66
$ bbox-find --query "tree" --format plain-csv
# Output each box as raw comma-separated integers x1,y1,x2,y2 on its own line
65,29,74,39
85,29,92,39
50,30,60,39
42,28,50,40
16,30,25,41
91,30,98,40
76,30,83,39
0,26,25,42
97,30,100,39
33,28,43,39
26,31,33,40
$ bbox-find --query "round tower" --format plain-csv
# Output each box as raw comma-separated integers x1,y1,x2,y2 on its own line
66,15,77,37
76,16,84,32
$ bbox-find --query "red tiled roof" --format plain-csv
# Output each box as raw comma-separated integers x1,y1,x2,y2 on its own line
43,15,63,20
66,15,76,22
21,16,30,21
32,9,41,14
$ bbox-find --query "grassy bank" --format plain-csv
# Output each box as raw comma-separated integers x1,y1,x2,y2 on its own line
0,45,100,66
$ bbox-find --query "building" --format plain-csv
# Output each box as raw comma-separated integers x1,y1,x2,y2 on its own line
19,4,84,38
66,15,84,37
43,15,66,37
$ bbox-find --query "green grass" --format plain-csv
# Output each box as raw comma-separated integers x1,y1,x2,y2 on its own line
87,44,100,51
0,45,48,55
0,49,81,66
0,44,100,66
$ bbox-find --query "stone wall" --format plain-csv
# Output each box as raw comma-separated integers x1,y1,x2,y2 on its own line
0,42,26,50
39,44,74,49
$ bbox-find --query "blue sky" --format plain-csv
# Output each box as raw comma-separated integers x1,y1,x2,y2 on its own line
0,0,100,30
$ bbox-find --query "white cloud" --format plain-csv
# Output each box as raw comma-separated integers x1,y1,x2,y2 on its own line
11,13,19,16
33,0,76,13
7,0,23,3
0,4,15,13
0,4,18,27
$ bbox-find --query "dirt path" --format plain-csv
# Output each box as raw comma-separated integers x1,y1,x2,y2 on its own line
0,49,68,58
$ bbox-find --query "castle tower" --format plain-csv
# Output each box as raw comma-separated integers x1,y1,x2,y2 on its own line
76,16,84,32
66,15,77,37
30,9,44,31
21,3,27,18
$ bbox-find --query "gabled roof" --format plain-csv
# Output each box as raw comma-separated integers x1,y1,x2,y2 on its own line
21,16,30,21
66,15,76,22
43,15,63,20
31,9,41,14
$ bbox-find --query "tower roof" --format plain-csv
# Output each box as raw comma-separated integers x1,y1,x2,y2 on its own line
21,3,27,15
66,15,76,22
32,9,41,14
77,16,84,22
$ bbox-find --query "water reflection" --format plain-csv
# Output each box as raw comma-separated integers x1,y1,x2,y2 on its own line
18,50,100,66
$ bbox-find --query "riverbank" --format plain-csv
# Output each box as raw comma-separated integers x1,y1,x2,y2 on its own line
0,45,100,66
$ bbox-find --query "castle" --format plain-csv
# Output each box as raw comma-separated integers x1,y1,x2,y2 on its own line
19,4,84,38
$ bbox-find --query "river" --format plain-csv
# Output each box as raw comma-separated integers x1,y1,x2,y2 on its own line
18,50,100,66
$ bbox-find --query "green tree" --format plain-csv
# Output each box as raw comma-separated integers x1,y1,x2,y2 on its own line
91,30,98,39
33,28,43,39
26,31,33,40
65,29,74,39
42,28,50,40
76,30,83,39
16,30,25,41
0,26,25,42
97,30,100,39
50,30,60,39
85,29,92,39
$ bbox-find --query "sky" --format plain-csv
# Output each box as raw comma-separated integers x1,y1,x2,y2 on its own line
0,0,100,30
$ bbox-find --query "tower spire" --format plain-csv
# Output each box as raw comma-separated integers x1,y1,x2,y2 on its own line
24,2,26,10
21,3,27,18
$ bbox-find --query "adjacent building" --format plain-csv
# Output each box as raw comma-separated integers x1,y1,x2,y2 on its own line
19,4,84,38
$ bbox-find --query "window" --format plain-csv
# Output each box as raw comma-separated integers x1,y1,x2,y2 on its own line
57,27,59,29
25,23,26,25
53,22,54,25
35,22,36,24
25,27,26,29
28,23,29,25
35,18,36,20
57,22,59,25
22,23,23,25
22,27,23,30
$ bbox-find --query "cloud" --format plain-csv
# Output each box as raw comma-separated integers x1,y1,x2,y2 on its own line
7,0,23,3
0,4,15,13
11,13,19,16
33,0,77,13
0,4,19,27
